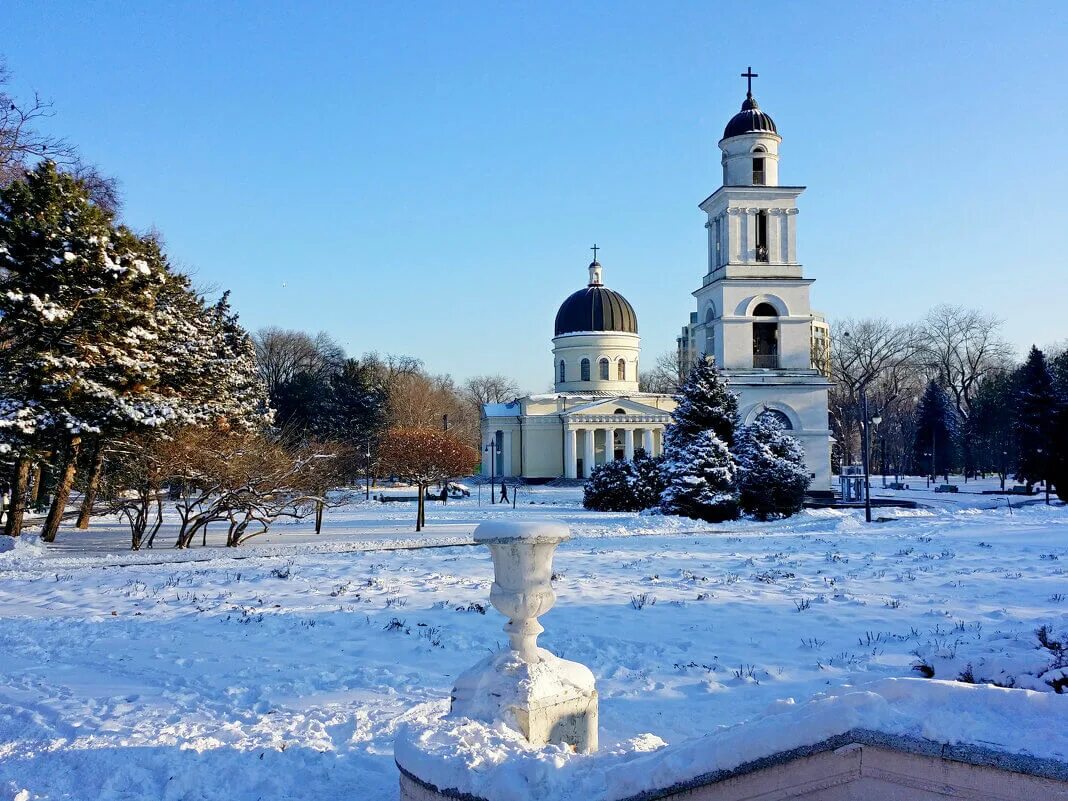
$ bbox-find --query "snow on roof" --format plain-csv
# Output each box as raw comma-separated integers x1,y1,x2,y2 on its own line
396,678,1068,801
483,401,521,417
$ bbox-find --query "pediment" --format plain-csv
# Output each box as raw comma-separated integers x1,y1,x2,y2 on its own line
562,396,670,418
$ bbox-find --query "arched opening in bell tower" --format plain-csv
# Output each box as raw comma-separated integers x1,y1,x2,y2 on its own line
752,302,779,368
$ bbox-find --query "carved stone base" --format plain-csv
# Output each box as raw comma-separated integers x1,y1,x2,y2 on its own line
451,647,598,753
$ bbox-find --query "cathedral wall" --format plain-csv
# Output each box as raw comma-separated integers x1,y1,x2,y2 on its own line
522,422,564,479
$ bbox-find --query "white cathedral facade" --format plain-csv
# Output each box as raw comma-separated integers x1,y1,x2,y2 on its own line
482,72,832,490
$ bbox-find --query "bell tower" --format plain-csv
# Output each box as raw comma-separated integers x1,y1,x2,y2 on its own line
681,69,833,492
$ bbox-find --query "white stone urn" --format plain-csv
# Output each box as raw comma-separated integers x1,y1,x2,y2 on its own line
451,520,598,752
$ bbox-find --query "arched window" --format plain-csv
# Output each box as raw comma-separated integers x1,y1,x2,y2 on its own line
752,145,767,185
753,302,778,317
617,358,626,380
599,358,610,381
703,306,716,357
614,408,626,415
558,360,566,383
580,358,591,381
757,408,793,430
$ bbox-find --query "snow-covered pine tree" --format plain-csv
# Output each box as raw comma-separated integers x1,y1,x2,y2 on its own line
735,413,810,520
912,380,960,482
663,355,738,452
582,458,640,511
0,163,176,538
659,429,738,522
1013,346,1057,492
631,447,666,511
1052,351,1068,502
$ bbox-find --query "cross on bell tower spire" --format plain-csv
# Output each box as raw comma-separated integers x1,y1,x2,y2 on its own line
741,66,758,97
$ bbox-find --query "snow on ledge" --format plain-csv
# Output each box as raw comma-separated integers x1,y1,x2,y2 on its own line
472,521,570,544
395,678,1068,801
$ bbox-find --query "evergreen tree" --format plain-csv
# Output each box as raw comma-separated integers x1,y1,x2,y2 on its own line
964,371,1017,488
583,459,640,512
631,448,666,511
659,430,738,522
663,356,738,451
735,414,810,520
1013,346,1057,491
1052,352,1068,502
0,163,174,539
912,381,960,481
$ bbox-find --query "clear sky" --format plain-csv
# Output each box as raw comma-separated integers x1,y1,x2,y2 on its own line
5,1,1067,392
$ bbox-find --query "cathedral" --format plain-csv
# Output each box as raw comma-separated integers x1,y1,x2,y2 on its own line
482,70,832,490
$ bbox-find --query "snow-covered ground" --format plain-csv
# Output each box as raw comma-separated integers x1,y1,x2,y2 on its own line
1,481,1065,800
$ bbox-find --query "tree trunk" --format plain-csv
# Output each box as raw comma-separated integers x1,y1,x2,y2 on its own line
27,463,43,511
76,442,105,530
415,485,424,532
315,499,324,534
41,436,82,543
3,457,32,537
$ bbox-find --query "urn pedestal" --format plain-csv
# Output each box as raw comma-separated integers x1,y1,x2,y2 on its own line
450,520,598,752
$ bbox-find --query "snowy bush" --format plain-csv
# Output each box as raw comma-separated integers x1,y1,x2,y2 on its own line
659,430,738,523
583,458,640,511
734,414,810,520
583,448,665,512
631,448,666,510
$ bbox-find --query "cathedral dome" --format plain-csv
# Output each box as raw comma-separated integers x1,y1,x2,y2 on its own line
722,94,778,140
554,261,638,336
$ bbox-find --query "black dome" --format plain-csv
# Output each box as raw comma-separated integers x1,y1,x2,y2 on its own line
554,275,638,336
722,94,778,140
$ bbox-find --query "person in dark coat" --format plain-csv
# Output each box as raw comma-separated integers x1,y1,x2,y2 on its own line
499,482,509,503
440,485,448,506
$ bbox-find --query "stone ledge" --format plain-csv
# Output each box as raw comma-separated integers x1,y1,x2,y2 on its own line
398,728,1068,801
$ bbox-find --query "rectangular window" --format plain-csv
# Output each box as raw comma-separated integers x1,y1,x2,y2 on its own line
753,157,765,185
755,211,769,262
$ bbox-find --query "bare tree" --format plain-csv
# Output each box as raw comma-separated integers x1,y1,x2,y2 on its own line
639,350,685,394
830,318,923,467
462,374,520,405
378,428,479,531
919,304,1014,422
0,60,75,185
253,327,345,400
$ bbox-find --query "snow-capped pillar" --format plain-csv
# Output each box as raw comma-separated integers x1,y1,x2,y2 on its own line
582,428,595,479
450,521,599,752
564,427,577,479
624,428,635,461
642,428,654,455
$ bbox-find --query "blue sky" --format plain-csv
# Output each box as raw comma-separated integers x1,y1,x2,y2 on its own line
5,1,1067,391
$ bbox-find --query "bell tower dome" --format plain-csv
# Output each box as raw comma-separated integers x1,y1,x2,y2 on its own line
719,67,782,187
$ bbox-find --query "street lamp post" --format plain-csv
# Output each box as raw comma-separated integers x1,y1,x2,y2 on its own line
1038,447,1050,505
365,439,372,501
859,381,879,523
484,441,499,505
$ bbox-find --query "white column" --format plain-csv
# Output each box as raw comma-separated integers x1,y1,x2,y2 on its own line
582,428,595,479
786,209,798,263
624,428,635,461
564,428,577,479
769,210,781,264
729,209,741,263
501,430,512,477
642,428,653,455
